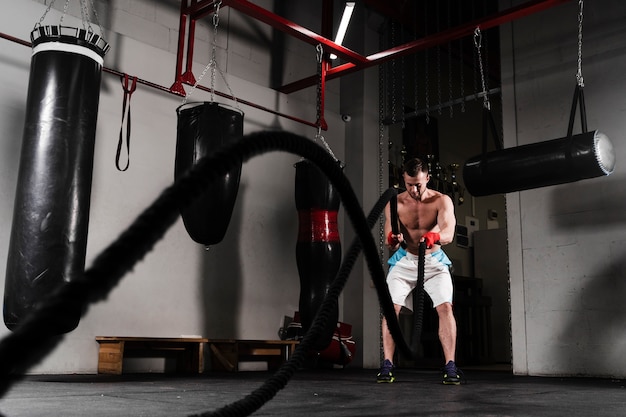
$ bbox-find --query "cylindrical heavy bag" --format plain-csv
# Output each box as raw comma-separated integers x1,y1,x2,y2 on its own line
463,130,615,196
4,26,109,333
295,160,342,351
175,102,244,245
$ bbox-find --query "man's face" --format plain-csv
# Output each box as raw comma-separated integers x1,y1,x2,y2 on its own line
403,171,430,201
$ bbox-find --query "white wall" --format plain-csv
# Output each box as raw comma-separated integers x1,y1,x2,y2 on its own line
0,0,351,373
501,0,626,377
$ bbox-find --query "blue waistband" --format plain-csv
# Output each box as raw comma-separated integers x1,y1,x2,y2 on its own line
388,247,452,268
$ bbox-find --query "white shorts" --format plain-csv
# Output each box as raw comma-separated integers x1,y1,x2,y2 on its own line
386,248,453,311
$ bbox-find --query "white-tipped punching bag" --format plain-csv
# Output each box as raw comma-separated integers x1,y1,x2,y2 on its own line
463,130,615,196
3,26,109,333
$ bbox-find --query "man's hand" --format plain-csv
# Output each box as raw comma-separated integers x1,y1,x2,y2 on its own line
422,231,440,249
387,231,403,249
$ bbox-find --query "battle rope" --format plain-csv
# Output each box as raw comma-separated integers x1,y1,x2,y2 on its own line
0,131,417,415
389,190,426,356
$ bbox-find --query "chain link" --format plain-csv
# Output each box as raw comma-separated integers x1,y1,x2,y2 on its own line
423,1,430,124
576,0,584,87
390,21,397,125
460,34,465,113
209,0,222,102
79,0,92,33
89,0,105,36
474,27,490,111
312,44,338,162
36,0,105,38
378,28,387,365
315,43,323,128
61,0,70,25
36,0,57,28
436,1,442,116
183,1,240,109
447,0,453,118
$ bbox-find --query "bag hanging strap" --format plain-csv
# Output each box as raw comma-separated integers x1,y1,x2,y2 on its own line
116,74,137,171
567,83,587,138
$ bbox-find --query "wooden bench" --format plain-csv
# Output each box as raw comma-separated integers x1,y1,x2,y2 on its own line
207,339,299,371
96,336,208,375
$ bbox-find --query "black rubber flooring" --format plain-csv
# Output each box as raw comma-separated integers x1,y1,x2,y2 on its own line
0,368,624,416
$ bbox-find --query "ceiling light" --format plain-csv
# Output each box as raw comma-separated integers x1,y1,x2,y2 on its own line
330,2,355,60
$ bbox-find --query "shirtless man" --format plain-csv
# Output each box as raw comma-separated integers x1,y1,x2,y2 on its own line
377,157,461,385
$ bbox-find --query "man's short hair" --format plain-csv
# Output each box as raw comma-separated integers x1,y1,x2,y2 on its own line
402,158,429,177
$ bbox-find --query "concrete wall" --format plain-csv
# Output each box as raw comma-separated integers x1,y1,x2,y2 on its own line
501,0,626,377
0,0,350,373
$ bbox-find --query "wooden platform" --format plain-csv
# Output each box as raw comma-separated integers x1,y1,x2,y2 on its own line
96,336,208,375
207,339,299,371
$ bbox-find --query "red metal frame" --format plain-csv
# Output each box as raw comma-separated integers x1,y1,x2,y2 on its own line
167,0,573,127
172,0,573,95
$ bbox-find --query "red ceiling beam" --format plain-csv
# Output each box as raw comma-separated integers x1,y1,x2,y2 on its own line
278,0,574,93
222,0,368,64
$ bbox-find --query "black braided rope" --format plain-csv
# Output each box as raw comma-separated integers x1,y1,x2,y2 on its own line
0,130,417,415
410,242,426,352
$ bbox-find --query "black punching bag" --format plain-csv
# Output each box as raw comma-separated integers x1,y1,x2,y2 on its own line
463,130,616,196
295,160,342,350
175,102,243,245
4,26,109,333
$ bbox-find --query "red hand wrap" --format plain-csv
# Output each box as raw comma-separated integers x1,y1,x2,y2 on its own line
423,231,440,248
387,231,398,247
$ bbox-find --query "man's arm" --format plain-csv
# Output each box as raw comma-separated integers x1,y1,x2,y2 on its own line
436,194,457,246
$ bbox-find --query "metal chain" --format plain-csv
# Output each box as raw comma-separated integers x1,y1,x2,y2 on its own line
400,53,405,129
390,21,397,125
60,0,70,25
378,26,387,366
183,1,240,109
460,34,466,113
576,0,585,87
474,27,490,111
459,1,465,113
209,3,221,102
436,1,442,116
423,1,430,124
88,0,106,37
315,43,323,128
79,0,92,32
36,0,57,28
313,44,338,161
36,0,104,37
413,50,419,117
447,0,453,118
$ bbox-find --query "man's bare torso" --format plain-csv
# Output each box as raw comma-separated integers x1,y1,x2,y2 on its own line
396,189,444,255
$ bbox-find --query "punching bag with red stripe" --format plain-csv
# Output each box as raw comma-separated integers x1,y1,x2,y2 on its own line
295,160,342,350
175,102,244,246
3,26,109,333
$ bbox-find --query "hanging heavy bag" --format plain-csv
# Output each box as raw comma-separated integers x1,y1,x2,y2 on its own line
294,160,342,351
175,102,244,245
463,86,615,196
4,26,109,333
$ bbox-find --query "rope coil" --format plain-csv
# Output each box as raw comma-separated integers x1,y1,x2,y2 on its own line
0,131,418,416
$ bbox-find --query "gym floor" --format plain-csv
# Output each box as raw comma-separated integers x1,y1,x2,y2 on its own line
0,367,623,416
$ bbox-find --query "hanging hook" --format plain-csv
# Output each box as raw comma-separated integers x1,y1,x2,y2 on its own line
473,27,482,49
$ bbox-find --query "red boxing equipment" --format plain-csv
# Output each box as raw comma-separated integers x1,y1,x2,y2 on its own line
422,231,440,248
386,231,398,247
295,160,342,351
